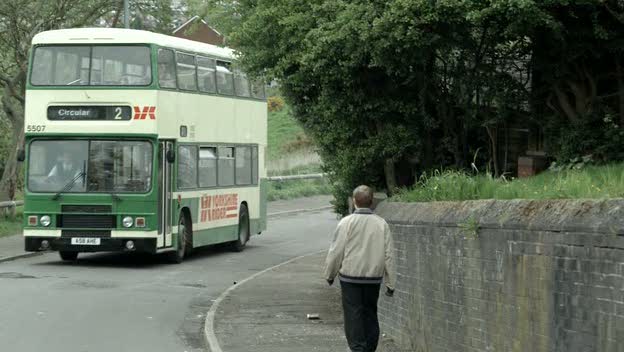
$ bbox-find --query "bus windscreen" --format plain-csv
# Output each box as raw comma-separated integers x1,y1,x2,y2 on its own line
28,140,153,193
30,45,152,86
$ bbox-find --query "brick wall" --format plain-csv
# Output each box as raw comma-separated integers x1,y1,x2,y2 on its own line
375,199,624,352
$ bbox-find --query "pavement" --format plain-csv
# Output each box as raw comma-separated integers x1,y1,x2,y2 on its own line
209,251,403,352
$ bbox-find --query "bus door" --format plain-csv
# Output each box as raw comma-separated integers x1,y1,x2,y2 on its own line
158,140,174,248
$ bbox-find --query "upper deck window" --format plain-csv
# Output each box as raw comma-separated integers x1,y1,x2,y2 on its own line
176,52,197,91
30,45,151,87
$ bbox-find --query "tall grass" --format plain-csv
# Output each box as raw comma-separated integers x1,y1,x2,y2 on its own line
267,148,323,176
392,164,624,203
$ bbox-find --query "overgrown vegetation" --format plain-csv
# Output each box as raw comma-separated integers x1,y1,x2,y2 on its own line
267,178,332,201
220,0,624,214
392,164,624,203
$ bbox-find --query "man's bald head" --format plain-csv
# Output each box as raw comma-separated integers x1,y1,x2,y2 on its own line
353,185,373,209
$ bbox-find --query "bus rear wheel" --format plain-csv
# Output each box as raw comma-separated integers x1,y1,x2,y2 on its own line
230,204,249,252
59,251,78,262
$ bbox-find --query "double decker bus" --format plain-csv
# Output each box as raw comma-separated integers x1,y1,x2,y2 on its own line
22,28,267,263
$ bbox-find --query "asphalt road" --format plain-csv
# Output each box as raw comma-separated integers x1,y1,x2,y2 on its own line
0,210,337,352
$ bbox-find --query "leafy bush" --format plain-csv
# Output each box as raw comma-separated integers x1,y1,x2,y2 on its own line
549,112,624,163
267,96,285,112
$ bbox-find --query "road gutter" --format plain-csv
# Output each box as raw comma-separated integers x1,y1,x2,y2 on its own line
0,251,42,264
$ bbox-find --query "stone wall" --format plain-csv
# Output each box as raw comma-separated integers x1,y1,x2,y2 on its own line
375,199,624,352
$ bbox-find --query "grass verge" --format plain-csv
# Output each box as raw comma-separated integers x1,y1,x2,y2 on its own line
267,178,332,201
392,164,624,203
0,207,23,238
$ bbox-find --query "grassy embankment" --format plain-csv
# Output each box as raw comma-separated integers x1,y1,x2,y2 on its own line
392,164,624,202
266,104,331,201
0,192,23,238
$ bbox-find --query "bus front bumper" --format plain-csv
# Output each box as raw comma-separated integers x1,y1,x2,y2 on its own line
25,237,157,253
24,230,158,254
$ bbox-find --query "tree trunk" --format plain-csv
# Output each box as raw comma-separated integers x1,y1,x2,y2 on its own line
485,125,499,177
0,77,26,200
383,158,397,194
554,84,579,123
0,121,24,200
616,59,624,127
375,120,397,193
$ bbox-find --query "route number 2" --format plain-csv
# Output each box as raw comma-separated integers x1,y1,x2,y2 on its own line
26,125,46,132
114,107,122,120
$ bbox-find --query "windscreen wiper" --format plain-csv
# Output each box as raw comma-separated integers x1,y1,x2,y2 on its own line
109,192,122,202
51,162,86,201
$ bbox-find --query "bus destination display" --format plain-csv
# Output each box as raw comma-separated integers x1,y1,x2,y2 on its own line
47,106,132,121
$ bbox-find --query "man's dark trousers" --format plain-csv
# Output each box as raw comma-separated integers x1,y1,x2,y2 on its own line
340,281,381,352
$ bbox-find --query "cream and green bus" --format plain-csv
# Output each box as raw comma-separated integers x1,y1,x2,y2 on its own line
22,28,267,263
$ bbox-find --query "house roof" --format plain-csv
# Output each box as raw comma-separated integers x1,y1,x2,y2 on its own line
173,15,222,36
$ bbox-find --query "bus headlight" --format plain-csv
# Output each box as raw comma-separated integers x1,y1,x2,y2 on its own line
122,216,134,228
40,215,51,227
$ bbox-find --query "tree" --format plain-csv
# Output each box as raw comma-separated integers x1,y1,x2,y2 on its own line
0,0,187,199
0,0,122,199
226,0,624,213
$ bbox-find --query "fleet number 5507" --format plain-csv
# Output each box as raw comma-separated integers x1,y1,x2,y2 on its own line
26,125,46,132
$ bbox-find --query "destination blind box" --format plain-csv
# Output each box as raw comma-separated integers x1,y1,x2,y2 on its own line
47,106,132,121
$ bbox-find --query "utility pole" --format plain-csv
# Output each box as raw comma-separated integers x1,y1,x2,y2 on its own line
124,0,130,28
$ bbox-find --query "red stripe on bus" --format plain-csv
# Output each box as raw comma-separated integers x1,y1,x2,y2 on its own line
226,206,238,211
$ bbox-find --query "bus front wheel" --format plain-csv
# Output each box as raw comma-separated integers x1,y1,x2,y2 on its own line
231,204,249,252
59,251,78,262
168,215,189,264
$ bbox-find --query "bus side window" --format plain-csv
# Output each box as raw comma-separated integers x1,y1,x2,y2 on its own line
235,146,252,185
178,145,198,189
158,49,176,89
251,146,259,185
234,71,251,98
216,61,234,95
199,147,217,187
197,56,217,94
176,52,197,91
218,147,235,186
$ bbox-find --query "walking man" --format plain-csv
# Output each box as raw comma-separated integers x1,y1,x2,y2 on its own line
323,185,396,352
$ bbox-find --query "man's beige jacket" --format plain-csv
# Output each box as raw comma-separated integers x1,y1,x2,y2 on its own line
323,208,397,290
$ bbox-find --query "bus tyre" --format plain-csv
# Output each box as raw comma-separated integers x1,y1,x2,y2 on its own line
168,216,189,264
231,204,249,252
59,251,78,262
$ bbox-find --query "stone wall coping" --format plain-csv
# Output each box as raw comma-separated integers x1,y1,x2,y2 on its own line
376,199,624,235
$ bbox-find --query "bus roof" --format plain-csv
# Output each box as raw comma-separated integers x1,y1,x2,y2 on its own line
32,28,235,61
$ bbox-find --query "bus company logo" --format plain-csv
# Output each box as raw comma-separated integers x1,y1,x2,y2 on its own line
133,106,156,120
200,193,239,222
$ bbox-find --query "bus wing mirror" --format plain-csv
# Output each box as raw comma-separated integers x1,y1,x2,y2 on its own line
166,149,175,163
16,149,25,162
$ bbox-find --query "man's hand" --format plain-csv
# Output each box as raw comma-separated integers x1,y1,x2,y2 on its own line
385,287,394,297
327,279,334,286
